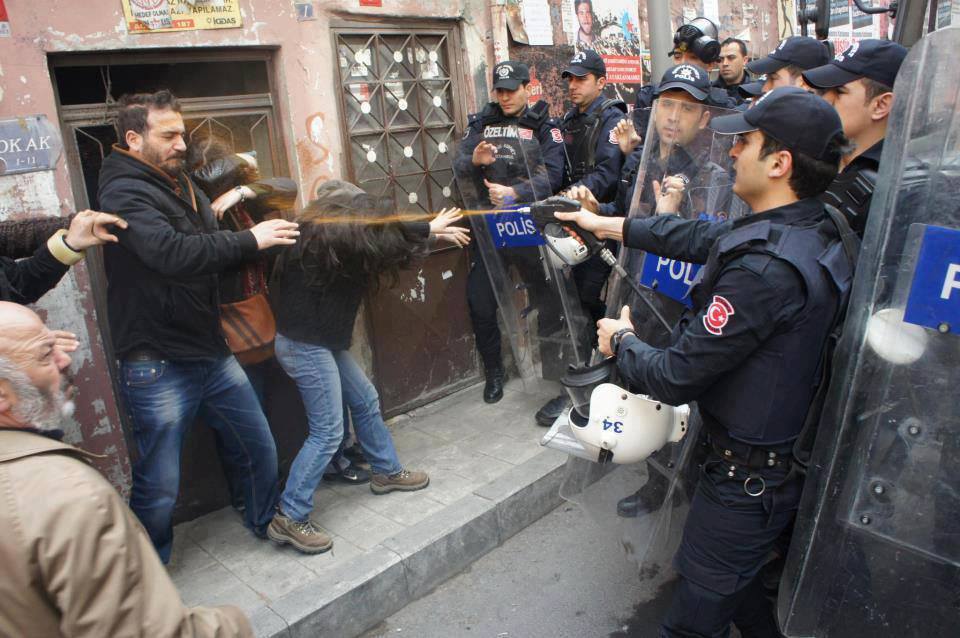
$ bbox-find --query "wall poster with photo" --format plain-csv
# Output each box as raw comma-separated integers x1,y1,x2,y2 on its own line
568,0,645,103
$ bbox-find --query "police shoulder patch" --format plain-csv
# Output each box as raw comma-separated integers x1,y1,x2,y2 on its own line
703,295,735,336
550,128,563,144
608,128,618,144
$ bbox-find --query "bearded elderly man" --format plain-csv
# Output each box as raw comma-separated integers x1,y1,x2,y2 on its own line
0,302,252,637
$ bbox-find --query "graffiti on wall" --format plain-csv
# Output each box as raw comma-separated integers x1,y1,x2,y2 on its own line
298,112,333,200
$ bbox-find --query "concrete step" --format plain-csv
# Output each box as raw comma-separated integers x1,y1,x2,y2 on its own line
167,378,571,638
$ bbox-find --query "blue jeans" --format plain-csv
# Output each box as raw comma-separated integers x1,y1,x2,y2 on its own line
120,356,279,563
275,333,403,521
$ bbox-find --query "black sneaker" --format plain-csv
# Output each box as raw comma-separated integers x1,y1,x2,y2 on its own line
483,366,506,404
535,394,570,427
323,463,371,485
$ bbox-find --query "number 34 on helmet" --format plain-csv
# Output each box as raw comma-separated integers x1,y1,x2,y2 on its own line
570,384,690,465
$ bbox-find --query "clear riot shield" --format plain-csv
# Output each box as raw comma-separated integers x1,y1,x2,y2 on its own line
778,28,960,637
453,130,590,383
559,99,749,577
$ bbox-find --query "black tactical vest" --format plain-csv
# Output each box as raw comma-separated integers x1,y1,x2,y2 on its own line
820,166,877,237
562,98,626,183
475,101,550,186
690,212,853,445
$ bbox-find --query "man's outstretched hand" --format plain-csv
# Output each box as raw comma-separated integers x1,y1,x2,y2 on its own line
65,210,129,251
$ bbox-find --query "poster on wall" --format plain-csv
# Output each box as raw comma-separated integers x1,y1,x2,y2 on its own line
830,0,851,27
121,0,243,34
522,0,554,45
829,0,891,51
570,0,644,85
0,0,10,38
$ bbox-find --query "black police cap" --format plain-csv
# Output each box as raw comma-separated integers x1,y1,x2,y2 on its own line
747,36,830,75
562,49,606,78
492,61,531,90
709,86,844,161
655,64,711,101
802,39,907,90
737,80,765,98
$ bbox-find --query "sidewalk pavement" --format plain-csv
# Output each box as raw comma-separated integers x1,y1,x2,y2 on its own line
168,377,571,638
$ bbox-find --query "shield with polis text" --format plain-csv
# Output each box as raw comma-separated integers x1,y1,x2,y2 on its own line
778,27,960,637
453,127,590,386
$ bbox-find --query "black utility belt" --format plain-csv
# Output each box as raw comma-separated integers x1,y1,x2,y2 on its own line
706,426,793,471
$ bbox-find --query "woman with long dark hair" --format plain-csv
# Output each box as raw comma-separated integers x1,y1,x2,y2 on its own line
266,180,468,554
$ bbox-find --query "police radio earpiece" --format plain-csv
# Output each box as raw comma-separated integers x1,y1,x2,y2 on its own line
672,17,721,64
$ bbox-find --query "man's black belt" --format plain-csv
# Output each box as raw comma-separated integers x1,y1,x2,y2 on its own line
123,348,164,362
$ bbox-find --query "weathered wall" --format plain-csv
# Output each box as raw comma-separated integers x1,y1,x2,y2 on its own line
0,0,494,499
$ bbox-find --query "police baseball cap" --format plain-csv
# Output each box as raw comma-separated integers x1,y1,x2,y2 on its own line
492,61,530,90
802,39,907,90
562,49,606,78
747,36,830,75
655,64,711,101
709,86,844,160
737,80,765,98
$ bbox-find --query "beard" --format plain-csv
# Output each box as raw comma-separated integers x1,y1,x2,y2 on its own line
7,368,75,433
142,141,186,177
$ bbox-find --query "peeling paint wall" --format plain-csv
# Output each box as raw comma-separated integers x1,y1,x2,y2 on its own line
0,0,495,500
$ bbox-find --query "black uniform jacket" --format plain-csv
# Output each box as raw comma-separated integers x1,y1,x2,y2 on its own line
458,101,565,204
616,198,848,445
712,74,752,100
98,146,259,361
600,144,732,219
560,96,626,202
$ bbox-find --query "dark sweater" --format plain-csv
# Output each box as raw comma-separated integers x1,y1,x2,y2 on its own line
270,222,430,350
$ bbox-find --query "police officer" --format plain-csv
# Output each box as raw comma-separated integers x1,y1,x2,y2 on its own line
557,87,854,636
749,35,830,92
460,60,565,403
532,50,627,426
633,18,740,135
714,37,752,99
569,64,733,221
802,39,908,236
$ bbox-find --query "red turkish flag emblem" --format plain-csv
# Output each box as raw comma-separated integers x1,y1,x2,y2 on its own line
519,128,533,140
703,295,735,335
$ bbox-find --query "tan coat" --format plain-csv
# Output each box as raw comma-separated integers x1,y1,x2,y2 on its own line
0,429,253,638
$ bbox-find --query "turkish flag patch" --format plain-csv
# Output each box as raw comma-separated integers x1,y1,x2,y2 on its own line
519,128,533,140
608,129,618,144
550,128,563,144
703,295,735,335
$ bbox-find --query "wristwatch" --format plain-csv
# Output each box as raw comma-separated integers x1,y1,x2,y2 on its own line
234,185,247,202
610,327,636,357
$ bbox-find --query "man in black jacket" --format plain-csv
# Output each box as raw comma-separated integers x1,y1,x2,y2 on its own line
98,90,300,563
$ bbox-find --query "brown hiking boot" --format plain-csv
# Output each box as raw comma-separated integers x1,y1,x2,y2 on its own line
267,513,333,554
370,468,430,495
